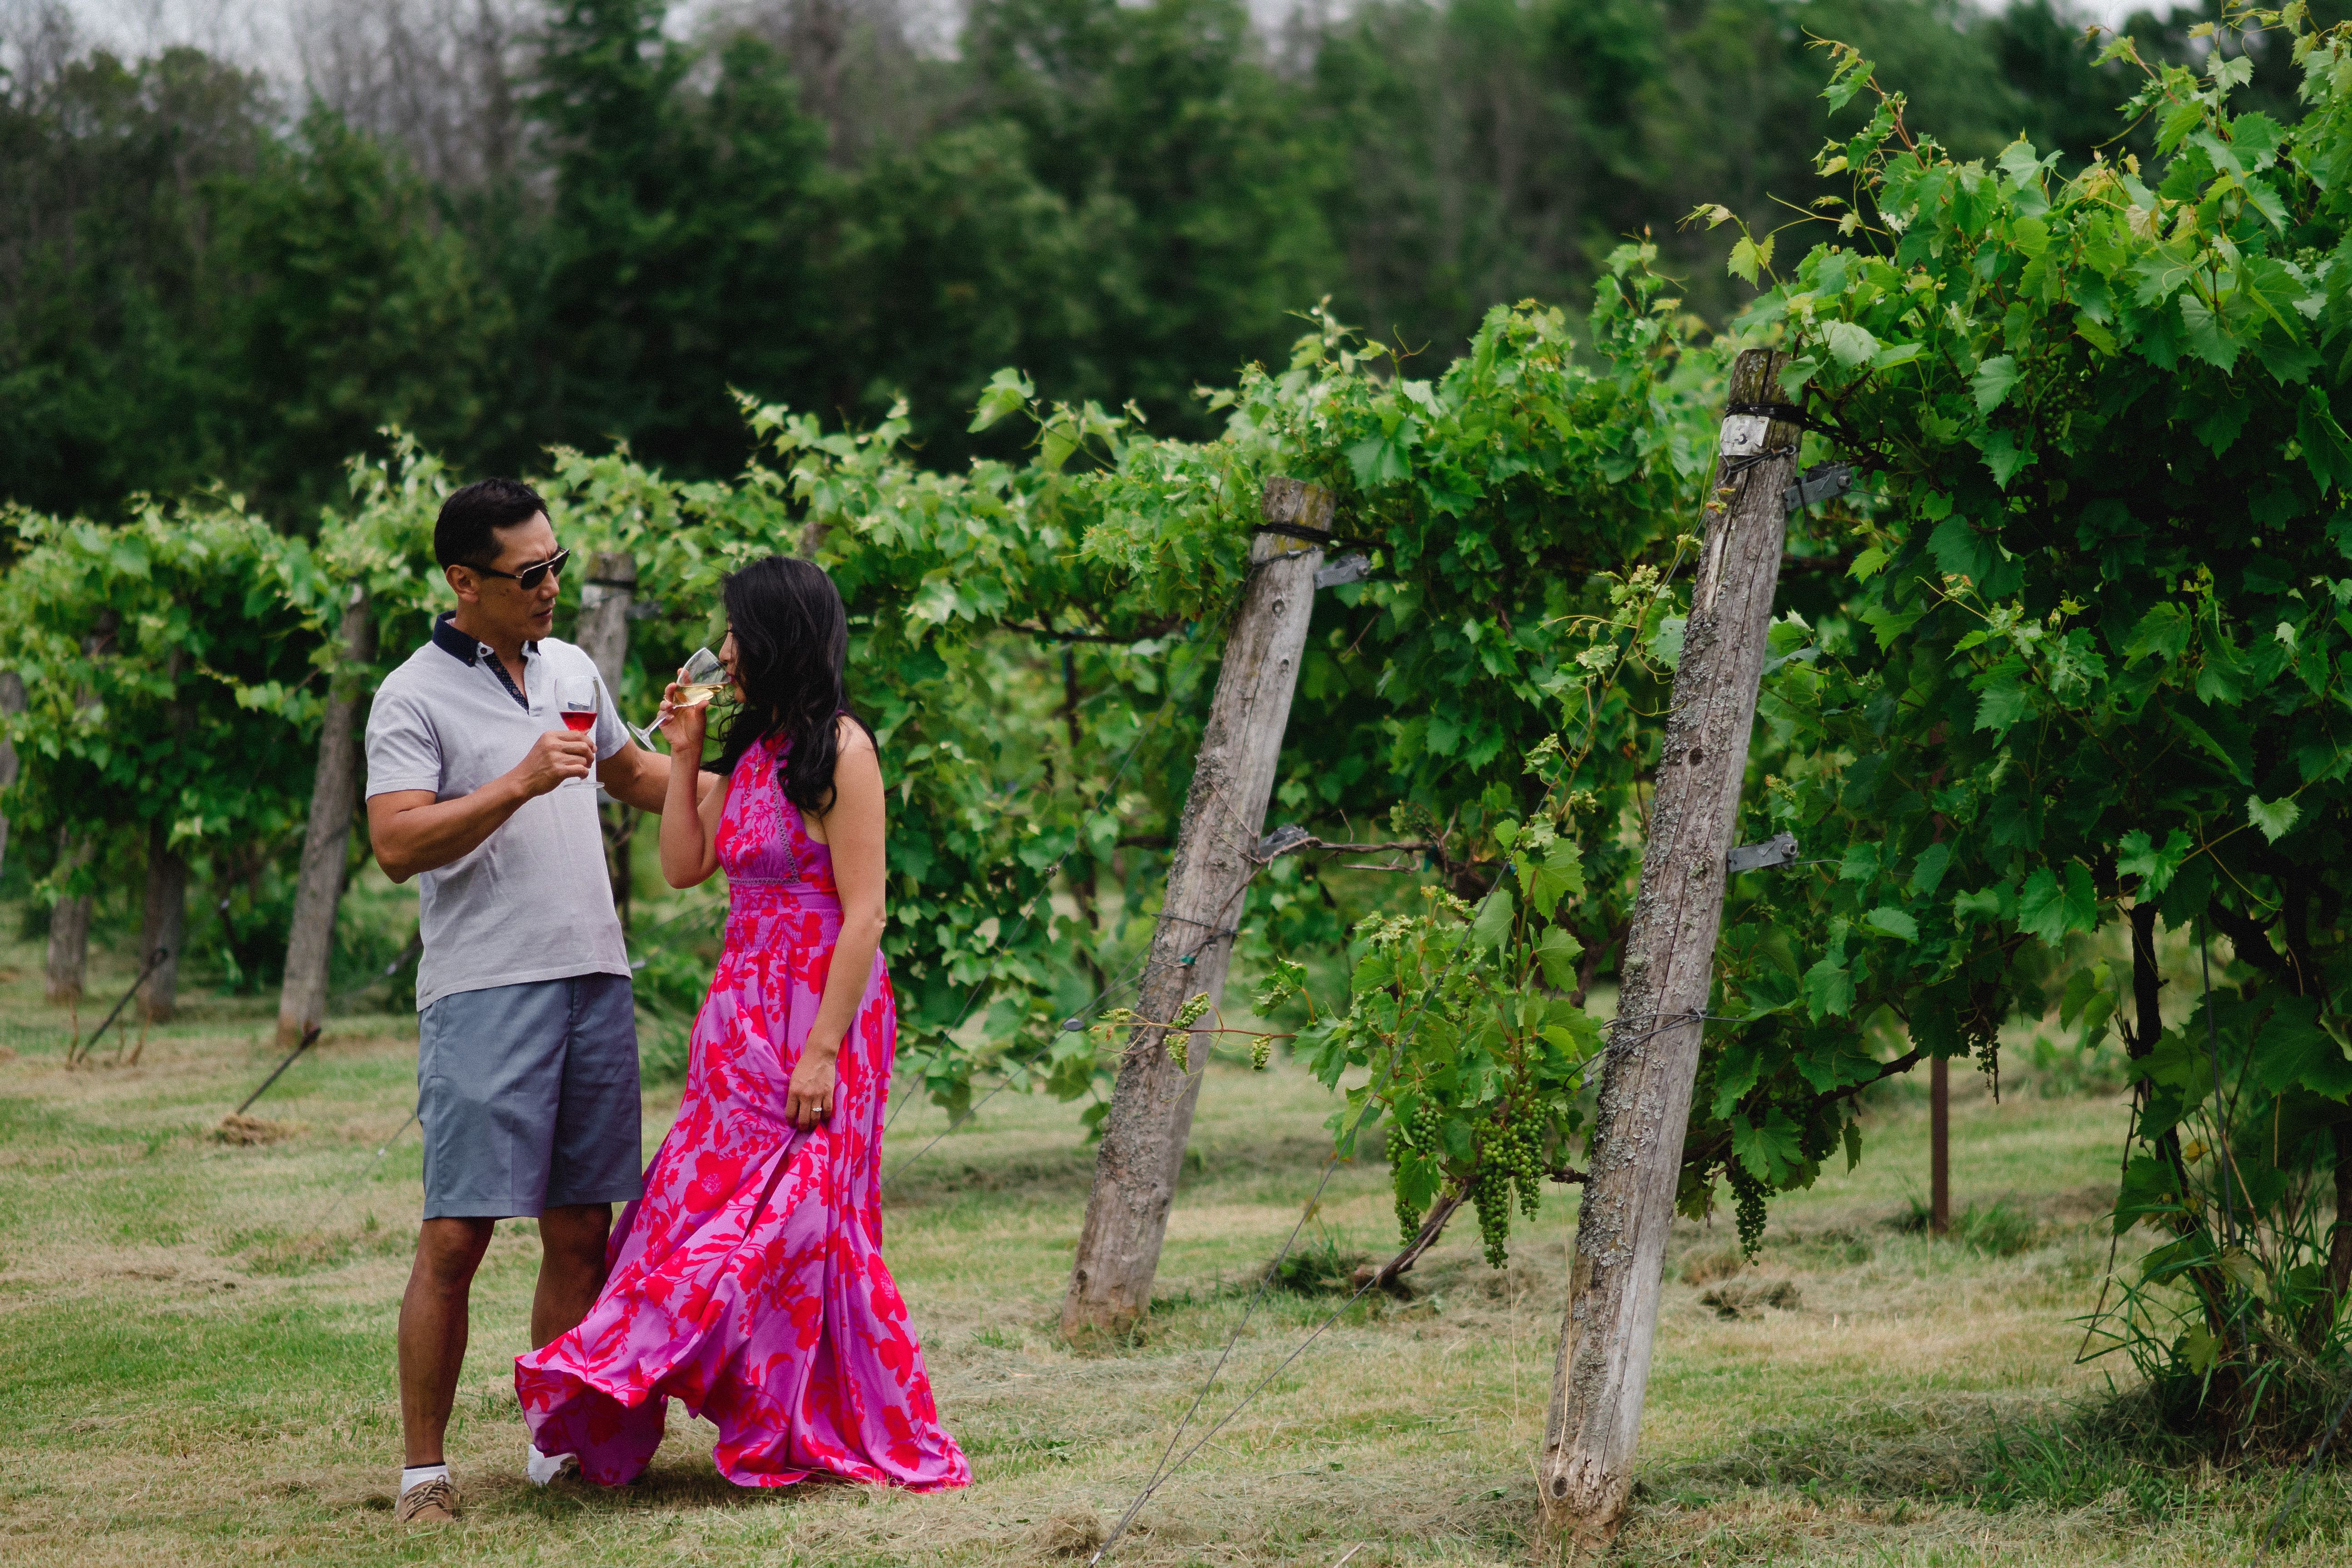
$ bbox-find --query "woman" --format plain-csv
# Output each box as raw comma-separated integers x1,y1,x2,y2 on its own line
514,555,969,1492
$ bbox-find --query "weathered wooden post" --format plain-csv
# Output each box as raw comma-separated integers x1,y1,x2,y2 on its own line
1060,478,1331,1342
575,553,638,925
274,584,376,1050
46,611,119,1008
575,553,637,702
1538,350,1800,1553
137,647,191,1022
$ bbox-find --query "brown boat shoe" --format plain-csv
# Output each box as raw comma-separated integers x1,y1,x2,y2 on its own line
394,1474,460,1524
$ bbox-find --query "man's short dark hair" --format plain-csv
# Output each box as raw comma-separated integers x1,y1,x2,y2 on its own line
435,478,549,569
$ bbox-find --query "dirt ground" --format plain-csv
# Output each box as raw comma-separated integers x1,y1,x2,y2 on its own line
3,929,2349,1566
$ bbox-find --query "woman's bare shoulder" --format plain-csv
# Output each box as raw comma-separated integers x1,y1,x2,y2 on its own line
835,714,876,757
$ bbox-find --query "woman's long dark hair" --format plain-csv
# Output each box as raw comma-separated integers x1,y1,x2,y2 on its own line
711,556,874,816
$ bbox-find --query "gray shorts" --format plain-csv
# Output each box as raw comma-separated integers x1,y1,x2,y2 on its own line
416,972,644,1220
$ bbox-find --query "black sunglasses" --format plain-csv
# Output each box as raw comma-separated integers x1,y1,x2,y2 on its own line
470,548,570,591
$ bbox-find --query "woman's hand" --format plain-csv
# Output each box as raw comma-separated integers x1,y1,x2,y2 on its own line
785,1041,839,1131
658,671,708,755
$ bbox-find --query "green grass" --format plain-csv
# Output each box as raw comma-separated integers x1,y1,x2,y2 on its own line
5,920,2352,1565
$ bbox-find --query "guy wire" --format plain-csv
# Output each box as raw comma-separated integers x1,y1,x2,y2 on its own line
1086,418,1744,1564
882,615,1215,1141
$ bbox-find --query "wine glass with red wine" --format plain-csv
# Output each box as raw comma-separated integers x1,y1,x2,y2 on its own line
557,672,600,791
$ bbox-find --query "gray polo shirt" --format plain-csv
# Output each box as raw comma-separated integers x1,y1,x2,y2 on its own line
365,613,631,1009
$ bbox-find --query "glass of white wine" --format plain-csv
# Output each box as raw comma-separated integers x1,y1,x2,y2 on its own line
629,647,728,748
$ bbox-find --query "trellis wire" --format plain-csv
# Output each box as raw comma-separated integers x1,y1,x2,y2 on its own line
301,615,1209,1224
1086,418,1757,1564
223,937,422,1115
878,940,1156,1191
880,624,1212,1141
1084,887,1488,1566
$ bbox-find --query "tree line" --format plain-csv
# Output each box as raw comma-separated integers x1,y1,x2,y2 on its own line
0,0,2306,530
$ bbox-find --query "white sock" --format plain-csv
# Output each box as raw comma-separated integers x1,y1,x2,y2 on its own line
526,1444,576,1485
400,1463,449,1494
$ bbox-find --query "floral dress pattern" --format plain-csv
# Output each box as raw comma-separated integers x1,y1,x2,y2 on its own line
514,734,970,1491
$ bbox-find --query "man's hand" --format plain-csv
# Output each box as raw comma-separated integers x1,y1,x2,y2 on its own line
370,730,590,882
510,729,594,798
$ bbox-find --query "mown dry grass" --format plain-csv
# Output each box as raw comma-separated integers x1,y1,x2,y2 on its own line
4,926,2352,1565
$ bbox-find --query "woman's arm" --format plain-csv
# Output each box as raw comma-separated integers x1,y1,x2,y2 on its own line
657,686,727,888
784,719,887,1132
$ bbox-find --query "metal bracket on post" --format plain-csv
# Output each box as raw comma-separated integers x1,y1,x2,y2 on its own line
1783,464,1855,513
1256,823,1313,859
1726,831,1800,874
1314,553,1372,589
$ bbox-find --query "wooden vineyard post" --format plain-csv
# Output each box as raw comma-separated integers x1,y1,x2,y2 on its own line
574,553,639,927
1538,349,1801,1554
137,647,192,1022
1930,1058,1951,1234
1059,478,1331,1343
47,611,119,1009
274,584,376,1050
574,553,637,708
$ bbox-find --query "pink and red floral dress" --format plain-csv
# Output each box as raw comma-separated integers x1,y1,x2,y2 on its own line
514,733,970,1491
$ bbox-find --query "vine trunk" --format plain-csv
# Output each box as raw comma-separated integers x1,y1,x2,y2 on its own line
274,586,376,1049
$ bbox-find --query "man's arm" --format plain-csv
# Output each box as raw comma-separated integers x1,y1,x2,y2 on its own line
598,743,722,815
368,730,591,883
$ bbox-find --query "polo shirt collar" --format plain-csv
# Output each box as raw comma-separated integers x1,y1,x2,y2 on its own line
431,611,540,666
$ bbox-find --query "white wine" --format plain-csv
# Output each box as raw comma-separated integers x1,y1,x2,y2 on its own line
627,647,728,749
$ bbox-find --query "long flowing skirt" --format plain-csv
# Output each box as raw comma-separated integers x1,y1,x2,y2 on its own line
514,882,969,1490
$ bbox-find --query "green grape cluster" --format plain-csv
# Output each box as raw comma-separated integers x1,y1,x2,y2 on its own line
1726,1160,1769,1259
1392,1096,1447,1243
1468,1099,1548,1270
1394,1185,1421,1247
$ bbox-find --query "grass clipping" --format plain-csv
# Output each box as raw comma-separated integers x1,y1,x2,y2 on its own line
213,1113,291,1146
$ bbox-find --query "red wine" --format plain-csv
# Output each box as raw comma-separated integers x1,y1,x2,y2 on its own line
560,710,596,732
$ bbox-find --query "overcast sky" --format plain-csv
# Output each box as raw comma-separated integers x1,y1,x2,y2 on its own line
38,0,2161,83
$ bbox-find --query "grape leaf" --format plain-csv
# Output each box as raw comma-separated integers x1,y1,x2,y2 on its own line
2117,828,2191,894
1526,839,1587,916
966,368,1035,432
1534,924,1583,990
2248,793,2302,843
1862,907,1918,941
1971,354,2021,413
1824,320,1881,368
2018,863,2097,946
1803,952,1856,1019
1731,1107,1808,1183
1469,885,1514,953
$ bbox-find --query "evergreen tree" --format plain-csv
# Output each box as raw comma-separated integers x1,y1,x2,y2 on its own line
532,3,831,475
965,0,1343,432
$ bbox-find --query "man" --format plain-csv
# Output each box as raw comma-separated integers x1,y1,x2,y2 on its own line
365,478,688,1524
